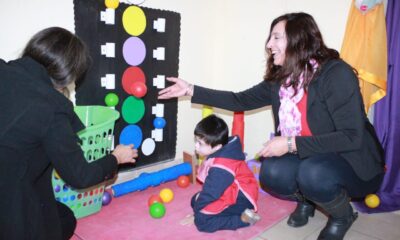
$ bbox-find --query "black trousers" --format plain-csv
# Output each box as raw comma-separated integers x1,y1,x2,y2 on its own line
56,202,76,240
259,153,383,203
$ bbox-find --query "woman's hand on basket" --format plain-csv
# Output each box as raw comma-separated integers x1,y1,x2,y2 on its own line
158,77,193,99
112,144,138,164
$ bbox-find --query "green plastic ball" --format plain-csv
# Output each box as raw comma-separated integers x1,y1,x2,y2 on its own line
149,202,166,219
105,93,119,107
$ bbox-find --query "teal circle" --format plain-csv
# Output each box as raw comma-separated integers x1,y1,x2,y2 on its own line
121,96,145,124
105,93,119,107
149,202,166,218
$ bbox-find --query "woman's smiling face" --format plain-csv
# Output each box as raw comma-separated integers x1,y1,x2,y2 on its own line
266,20,287,66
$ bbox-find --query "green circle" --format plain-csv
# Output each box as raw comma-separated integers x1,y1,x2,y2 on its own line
105,93,119,107
121,96,145,124
149,202,166,218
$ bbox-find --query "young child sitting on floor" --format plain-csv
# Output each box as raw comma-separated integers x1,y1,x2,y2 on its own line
189,114,261,232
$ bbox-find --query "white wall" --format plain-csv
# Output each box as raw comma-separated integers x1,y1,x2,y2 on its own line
0,0,351,170
140,0,352,158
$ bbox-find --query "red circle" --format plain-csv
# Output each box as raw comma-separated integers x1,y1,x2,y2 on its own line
122,66,146,95
148,194,163,207
177,175,190,188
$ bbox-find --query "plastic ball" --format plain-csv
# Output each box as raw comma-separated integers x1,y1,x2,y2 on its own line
102,191,113,206
104,93,119,107
105,0,119,9
149,202,166,218
54,170,61,179
130,81,147,98
177,175,190,188
153,117,166,129
148,194,163,207
159,188,174,203
365,194,380,208
54,185,61,193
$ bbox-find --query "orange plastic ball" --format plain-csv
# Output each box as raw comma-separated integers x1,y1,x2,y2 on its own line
159,188,174,203
177,175,190,188
148,194,163,207
365,194,380,208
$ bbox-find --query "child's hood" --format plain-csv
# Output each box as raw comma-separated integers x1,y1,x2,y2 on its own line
208,136,245,161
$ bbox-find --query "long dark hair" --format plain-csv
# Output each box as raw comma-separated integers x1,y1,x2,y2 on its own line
22,27,90,89
264,12,339,94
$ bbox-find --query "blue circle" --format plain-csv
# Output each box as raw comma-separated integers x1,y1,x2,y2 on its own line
119,125,143,149
153,117,166,129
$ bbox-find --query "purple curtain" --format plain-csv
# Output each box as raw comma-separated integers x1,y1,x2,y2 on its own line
355,0,400,213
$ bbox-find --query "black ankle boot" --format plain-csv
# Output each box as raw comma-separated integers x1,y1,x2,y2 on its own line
287,201,315,227
316,190,358,240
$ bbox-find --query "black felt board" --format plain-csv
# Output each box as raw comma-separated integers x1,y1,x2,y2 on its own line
73,0,180,171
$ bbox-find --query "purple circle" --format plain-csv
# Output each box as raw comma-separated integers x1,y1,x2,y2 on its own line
123,37,146,66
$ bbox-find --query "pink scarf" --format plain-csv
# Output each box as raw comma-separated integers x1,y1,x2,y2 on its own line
278,61,318,137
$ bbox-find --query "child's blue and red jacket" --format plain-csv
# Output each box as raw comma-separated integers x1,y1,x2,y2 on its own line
194,136,259,215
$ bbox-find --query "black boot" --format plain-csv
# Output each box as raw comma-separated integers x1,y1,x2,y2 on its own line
316,190,358,240
287,193,315,228
287,201,315,227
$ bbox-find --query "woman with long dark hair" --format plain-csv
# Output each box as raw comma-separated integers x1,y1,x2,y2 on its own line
158,12,384,240
0,27,138,240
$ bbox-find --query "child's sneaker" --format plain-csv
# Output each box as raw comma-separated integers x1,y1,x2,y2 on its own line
241,208,261,225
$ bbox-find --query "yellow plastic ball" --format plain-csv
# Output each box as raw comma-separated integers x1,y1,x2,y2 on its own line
54,170,61,179
365,194,380,208
159,188,174,203
105,0,119,9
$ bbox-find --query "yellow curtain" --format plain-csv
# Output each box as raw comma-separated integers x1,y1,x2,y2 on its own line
340,1,387,113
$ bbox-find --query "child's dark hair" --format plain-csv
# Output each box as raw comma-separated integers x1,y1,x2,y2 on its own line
194,114,229,147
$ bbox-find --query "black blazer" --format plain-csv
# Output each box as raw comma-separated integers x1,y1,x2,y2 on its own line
191,59,384,181
0,57,118,239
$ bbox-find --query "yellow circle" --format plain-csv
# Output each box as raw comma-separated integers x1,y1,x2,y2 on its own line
365,194,380,208
105,0,119,9
159,188,174,203
122,6,147,36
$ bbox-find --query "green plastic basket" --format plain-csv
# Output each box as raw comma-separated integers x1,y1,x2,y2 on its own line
52,106,120,219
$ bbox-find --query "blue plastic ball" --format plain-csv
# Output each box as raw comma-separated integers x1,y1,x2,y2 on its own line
153,117,166,129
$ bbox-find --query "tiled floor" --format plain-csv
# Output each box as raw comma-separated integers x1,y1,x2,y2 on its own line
253,208,400,240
